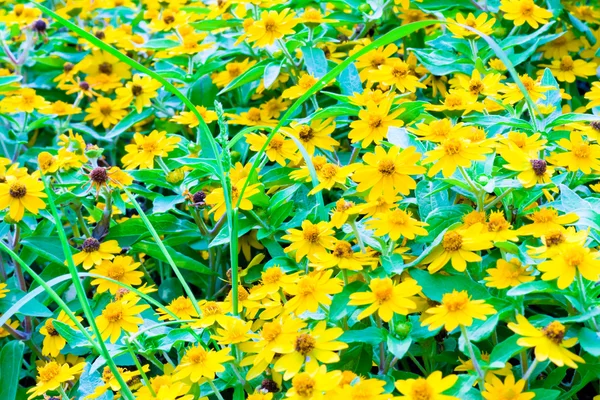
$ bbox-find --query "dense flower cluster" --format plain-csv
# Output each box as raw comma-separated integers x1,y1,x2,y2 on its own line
0,0,600,399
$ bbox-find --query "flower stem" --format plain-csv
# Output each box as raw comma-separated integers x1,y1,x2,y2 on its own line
208,380,226,400
460,324,485,388
522,358,539,382
459,167,483,210
125,337,156,396
349,220,366,253
577,272,599,331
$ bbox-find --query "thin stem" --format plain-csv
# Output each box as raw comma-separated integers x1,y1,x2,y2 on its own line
522,358,539,382
484,188,514,211
459,167,483,210
44,178,135,400
123,187,203,318
577,272,599,331
349,220,366,253
407,352,428,375
460,324,485,388
377,316,386,374
208,380,226,400
76,207,92,238
125,338,156,396
230,208,240,316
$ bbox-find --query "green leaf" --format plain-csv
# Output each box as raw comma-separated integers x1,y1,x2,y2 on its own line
190,19,242,31
0,288,52,318
52,320,90,348
337,62,363,95
105,108,154,139
0,341,24,400
507,280,559,296
530,389,560,400
579,328,600,357
546,113,600,129
133,241,214,275
21,235,68,265
301,46,328,78
489,335,522,367
219,60,270,94
410,269,490,302
387,335,412,359
0,75,22,87
142,39,179,49
330,281,367,321
263,62,282,89
340,327,386,346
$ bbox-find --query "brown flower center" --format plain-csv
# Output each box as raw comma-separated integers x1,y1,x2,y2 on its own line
44,319,59,336
9,182,26,198
295,333,316,355
303,226,320,243
543,321,566,344
298,125,314,141
378,159,396,175
530,159,547,176
98,62,113,75
82,237,101,253
442,231,463,251
131,84,143,96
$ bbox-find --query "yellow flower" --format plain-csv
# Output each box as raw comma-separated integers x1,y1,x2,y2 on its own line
284,270,342,315
205,179,261,220
72,238,121,269
336,378,391,400
482,374,534,400
90,365,149,399
538,243,600,289
148,9,188,31
0,172,47,222
95,296,149,343
540,56,597,83
212,59,257,88
447,12,496,39
282,118,338,155
502,147,554,188
246,9,298,47
171,106,218,127
286,365,341,400
282,220,336,262
246,132,298,166
135,374,193,400
422,290,496,331
78,50,132,90
212,317,255,345
240,317,306,379
90,255,144,294
107,166,134,188
354,44,399,81
423,136,491,178
309,163,356,195
366,209,429,241
353,145,425,200
311,240,374,271
451,69,503,98
500,0,552,28
495,131,546,157
39,311,83,357
370,58,426,93
300,7,337,25
540,31,582,59
27,361,85,399
508,315,585,368
484,258,535,289
0,88,49,113
485,210,518,242
349,277,421,322
500,74,549,104
84,96,129,128
409,118,467,143
282,73,319,100
518,207,579,237
174,345,234,382
426,89,484,114
0,317,19,338
549,131,600,174
157,296,200,321
423,225,494,273
0,282,7,299
38,100,82,116
585,82,600,109
228,107,277,126
274,321,347,380
122,130,181,169
190,301,230,328
395,371,459,400
349,99,404,148
116,74,162,113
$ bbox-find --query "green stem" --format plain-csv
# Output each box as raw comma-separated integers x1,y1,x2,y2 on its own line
125,337,156,396
230,208,240,316
522,358,539,382
459,166,483,210
76,207,92,238
577,272,599,331
123,187,203,318
44,178,135,400
460,324,485,389
208,380,226,400
484,188,514,211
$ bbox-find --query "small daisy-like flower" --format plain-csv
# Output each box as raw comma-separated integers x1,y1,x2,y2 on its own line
421,290,496,331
